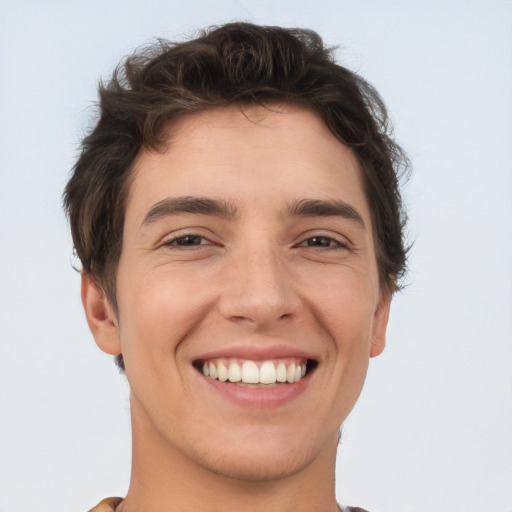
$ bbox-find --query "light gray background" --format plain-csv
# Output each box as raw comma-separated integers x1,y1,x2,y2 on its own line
0,1,511,511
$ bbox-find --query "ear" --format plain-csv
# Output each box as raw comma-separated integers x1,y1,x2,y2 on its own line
81,273,122,356
370,291,392,358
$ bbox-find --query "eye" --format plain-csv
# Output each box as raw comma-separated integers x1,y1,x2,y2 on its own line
299,235,347,249
163,234,212,247
302,236,335,248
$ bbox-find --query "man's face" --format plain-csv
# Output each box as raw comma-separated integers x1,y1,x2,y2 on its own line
87,105,390,481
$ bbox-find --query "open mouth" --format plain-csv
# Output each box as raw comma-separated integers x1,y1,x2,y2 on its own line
193,357,318,387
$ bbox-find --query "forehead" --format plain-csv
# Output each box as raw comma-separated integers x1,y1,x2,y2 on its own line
126,104,371,227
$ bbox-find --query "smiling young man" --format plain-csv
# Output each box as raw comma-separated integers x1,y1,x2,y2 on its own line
64,22,408,512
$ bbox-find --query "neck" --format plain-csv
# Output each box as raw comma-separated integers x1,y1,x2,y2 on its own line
120,399,341,512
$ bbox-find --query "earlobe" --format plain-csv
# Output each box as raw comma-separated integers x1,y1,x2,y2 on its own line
81,274,122,356
370,291,392,358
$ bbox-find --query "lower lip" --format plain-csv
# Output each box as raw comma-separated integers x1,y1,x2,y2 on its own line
197,371,312,408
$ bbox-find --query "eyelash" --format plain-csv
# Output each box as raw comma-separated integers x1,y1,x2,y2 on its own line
161,233,349,250
296,234,350,250
161,234,215,248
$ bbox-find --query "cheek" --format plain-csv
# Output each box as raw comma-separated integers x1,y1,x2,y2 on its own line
115,264,216,367
115,268,218,425
304,269,377,353
311,283,375,418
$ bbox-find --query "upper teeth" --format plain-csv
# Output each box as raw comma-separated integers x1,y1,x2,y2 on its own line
201,358,307,385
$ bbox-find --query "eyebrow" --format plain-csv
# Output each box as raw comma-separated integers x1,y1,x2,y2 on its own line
141,196,238,227
285,199,366,229
140,196,365,230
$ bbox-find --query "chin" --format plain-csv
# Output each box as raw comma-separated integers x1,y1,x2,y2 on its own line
188,425,329,483
199,447,314,483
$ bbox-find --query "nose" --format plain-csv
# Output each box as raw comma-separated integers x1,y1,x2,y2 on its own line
217,246,301,329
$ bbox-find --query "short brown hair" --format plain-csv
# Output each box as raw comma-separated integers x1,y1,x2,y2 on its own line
64,22,409,368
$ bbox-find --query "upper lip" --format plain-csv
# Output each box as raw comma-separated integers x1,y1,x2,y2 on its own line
193,344,318,363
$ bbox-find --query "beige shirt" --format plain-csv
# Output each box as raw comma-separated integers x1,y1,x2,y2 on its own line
88,497,370,512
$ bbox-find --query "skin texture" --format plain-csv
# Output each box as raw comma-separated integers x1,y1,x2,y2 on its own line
82,104,391,512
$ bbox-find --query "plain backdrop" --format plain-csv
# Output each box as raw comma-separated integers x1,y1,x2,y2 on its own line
0,1,511,511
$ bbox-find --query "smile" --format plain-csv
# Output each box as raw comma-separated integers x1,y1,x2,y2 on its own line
194,357,317,387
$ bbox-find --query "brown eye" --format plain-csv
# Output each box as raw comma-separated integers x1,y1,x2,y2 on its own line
298,235,349,250
304,236,335,247
164,235,209,247
174,235,204,246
